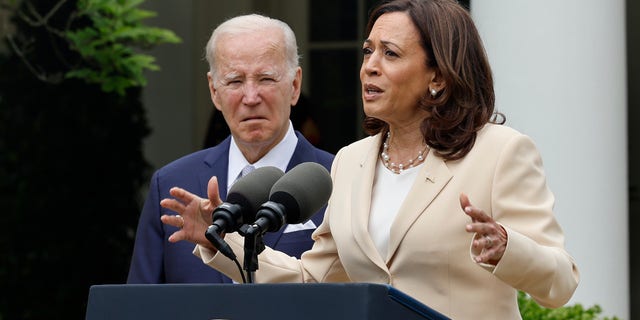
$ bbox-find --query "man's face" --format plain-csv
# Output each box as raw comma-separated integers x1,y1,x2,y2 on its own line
208,29,301,153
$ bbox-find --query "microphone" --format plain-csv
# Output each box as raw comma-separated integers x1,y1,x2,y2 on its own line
205,166,284,258
249,162,333,235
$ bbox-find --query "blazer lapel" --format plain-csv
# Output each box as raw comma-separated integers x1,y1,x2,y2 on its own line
351,134,389,270
387,151,452,261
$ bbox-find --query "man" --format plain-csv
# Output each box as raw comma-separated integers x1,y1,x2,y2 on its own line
127,14,334,283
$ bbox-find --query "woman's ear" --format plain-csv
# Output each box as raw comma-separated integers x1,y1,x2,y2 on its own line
429,69,446,93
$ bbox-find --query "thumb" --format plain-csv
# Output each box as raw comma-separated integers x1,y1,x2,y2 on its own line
208,176,222,207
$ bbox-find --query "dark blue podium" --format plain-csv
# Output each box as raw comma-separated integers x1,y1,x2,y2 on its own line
85,283,450,320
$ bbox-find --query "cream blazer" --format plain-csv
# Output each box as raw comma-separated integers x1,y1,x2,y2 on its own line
195,124,580,319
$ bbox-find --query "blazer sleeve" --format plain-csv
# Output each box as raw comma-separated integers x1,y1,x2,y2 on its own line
481,133,580,308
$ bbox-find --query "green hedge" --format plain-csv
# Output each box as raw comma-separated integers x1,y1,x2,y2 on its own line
518,291,620,320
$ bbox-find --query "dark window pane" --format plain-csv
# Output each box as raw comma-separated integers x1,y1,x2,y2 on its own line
310,0,358,41
308,49,360,153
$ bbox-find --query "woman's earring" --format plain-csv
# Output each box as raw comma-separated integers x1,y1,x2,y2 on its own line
430,88,437,97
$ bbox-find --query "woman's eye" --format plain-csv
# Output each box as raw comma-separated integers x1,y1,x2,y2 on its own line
384,49,398,57
362,47,373,55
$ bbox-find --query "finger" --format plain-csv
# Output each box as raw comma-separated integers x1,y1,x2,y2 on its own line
484,235,493,248
475,244,504,264
472,236,483,249
466,222,493,234
168,186,200,204
161,215,189,243
474,250,493,263
161,214,184,229
465,217,485,233
160,198,186,214
463,205,492,224
176,214,185,228
470,233,489,246
167,231,186,243
208,176,223,207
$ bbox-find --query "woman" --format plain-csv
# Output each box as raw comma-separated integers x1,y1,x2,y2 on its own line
161,0,579,318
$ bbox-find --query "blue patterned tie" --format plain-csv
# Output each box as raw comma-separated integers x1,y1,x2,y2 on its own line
240,165,255,178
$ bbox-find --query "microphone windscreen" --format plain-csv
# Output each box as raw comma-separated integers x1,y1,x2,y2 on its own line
269,162,332,223
227,166,284,221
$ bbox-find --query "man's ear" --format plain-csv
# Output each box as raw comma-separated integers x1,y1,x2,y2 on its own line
290,67,302,106
207,72,222,111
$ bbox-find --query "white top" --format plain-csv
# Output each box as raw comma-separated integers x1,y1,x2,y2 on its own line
369,160,424,260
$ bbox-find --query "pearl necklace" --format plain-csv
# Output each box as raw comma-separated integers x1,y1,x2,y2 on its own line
380,132,428,174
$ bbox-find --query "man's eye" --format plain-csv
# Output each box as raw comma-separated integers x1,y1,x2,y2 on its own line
223,80,242,87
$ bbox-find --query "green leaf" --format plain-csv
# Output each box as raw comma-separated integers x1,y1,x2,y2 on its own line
64,0,182,95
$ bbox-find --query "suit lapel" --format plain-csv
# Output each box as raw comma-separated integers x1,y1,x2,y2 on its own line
201,136,231,200
387,151,452,261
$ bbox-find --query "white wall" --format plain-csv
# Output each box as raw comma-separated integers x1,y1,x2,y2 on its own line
472,1,628,318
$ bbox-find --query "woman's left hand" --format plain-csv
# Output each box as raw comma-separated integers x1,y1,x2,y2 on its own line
460,193,507,265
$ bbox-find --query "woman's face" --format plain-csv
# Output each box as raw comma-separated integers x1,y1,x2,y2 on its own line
360,11,433,128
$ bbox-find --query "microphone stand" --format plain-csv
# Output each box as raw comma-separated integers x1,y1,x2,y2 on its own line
238,224,265,283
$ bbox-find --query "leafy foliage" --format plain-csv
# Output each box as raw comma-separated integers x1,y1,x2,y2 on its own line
66,0,181,95
0,0,179,319
518,291,620,320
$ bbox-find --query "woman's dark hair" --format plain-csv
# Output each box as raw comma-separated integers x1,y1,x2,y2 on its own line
362,0,504,161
